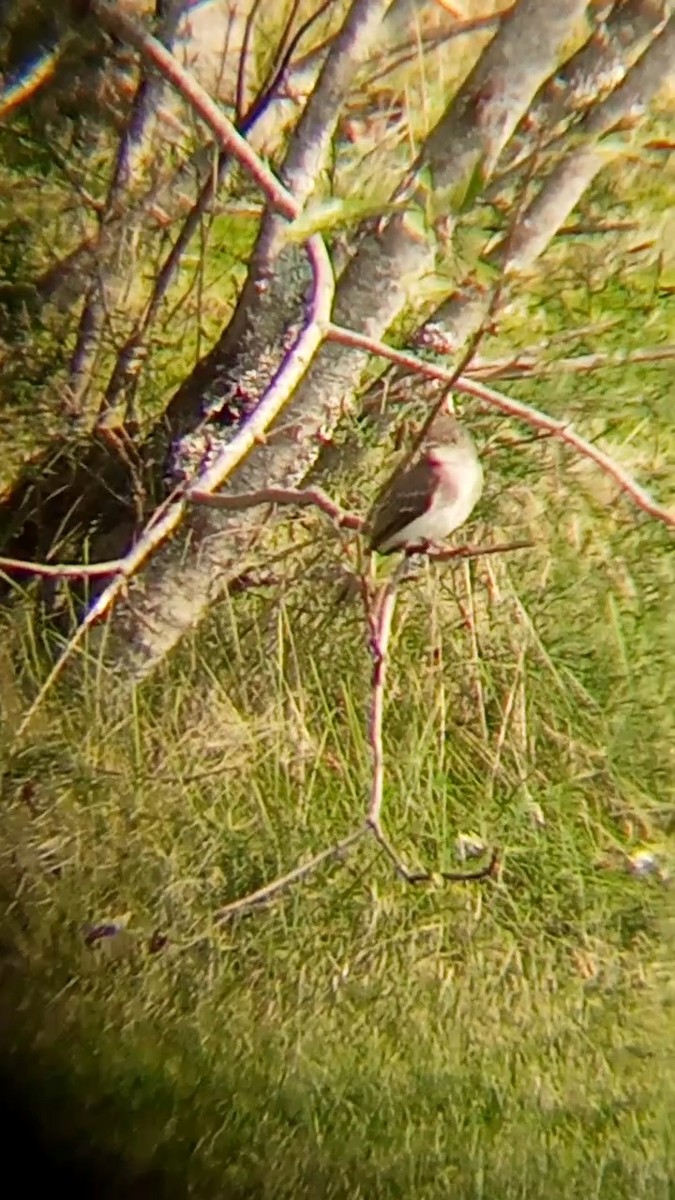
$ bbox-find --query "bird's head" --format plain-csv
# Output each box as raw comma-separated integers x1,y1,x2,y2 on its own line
423,412,477,467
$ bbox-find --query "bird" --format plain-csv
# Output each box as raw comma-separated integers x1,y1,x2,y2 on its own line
368,407,483,555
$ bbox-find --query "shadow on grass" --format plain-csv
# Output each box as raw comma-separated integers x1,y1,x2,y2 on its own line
0,1068,171,1199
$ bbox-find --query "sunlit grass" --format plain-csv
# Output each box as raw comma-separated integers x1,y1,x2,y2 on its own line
1,360,674,1194
1,16,675,1194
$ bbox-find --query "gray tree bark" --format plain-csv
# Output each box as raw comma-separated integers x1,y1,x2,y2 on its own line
430,12,675,348
89,0,590,677
67,0,189,409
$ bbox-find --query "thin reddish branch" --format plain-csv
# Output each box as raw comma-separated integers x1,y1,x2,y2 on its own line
428,540,534,562
366,572,399,835
468,344,675,381
188,493,532,563
0,556,124,581
189,485,364,531
324,322,675,531
90,0,300,221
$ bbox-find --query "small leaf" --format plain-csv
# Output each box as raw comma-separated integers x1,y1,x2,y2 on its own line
459,156,488,213
595,134,632,159
474,256,503,285
283,197,406,244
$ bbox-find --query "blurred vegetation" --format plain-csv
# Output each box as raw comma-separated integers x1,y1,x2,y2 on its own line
0,3,674,1197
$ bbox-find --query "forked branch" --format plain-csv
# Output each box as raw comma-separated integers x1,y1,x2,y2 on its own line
9,8,336,746
325,322,675,531
189,485,364,531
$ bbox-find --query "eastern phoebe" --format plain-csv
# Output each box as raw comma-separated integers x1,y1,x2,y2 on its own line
368,409,483,554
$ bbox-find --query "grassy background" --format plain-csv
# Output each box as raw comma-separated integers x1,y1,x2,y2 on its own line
2,313,674,1195
1,7,675,1197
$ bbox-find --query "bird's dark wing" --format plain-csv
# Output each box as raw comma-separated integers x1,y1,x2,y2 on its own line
369,460,444,552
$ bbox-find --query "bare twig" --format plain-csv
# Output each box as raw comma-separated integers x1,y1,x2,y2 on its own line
467,344,675,381
1,128,104,213
365,566,401,835
189,485,364,531
370,826,500,885
0,556,124,581
461,558,489,744
490,642,528,784
214,828,366,921
259,0,302,100
362,11,508,91
428,540,534,562
324,322,675,531
235,0,264,123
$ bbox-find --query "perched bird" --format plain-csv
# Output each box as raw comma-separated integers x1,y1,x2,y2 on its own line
368,408,483,555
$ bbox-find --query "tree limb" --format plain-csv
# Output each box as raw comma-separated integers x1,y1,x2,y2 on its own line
467,344,675,381
503,12,675,273
189,486,365,532
67,0,188,409
324,321,675,530
495,0,669,185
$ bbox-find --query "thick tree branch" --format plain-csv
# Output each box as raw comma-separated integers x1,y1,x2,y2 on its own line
413,0,589,188
282,0,393,205
413,12,675,356
504,13,675,273
68,0,187,409
268,0,589,478
99,0,337,418
11,237,333,742
69,0,396,673
496,0,668,184
219,0,393,354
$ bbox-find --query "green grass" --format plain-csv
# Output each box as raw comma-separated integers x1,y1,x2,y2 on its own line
1,33,675,1197
1,373,674,1194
